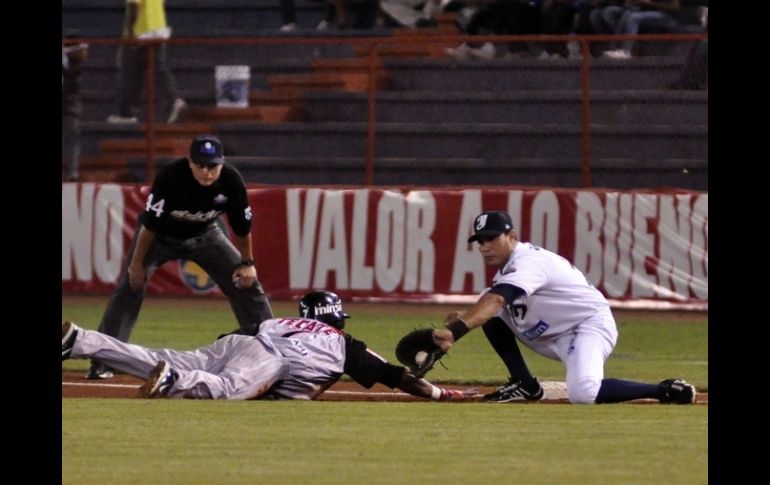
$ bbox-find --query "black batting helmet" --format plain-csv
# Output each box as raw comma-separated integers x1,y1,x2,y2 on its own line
298,291,351,329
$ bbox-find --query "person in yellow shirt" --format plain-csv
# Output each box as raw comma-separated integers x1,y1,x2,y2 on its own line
107,0,187,124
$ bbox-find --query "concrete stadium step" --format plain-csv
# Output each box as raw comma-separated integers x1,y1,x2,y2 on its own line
73,151,707,188
249,91,302,104
140,122,215,136
225,155,707,189
75,45,693,94
206,121,707,160
78,58,313,93
267,72,388,94
310,57,385,73
80,120,707,165
82,89,214,121
99,137,191,158
392,25,458,36
183,105,304,123
74,154,133,183
301,90,708,125
82,88,299,123
353,43,446,58
78,44,359,69
268,73,344,94
383,56,688,91
78,121,217,155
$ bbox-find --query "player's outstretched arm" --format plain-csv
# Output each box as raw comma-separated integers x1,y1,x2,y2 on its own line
396,370,475,401
434,292,507,351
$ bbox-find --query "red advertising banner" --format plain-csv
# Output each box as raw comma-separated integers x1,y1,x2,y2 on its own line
62,184,708,307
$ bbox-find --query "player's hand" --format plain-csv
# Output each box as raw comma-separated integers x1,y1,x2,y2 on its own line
127,263,146,291
232,265,257,289
438,387,479,401
432,328,454,352
443,310,466,326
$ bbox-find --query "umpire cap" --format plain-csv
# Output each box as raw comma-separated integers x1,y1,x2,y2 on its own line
468,211,514,243
189,135,225,165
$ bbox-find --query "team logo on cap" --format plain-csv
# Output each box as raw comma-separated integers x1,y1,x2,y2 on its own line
475,214,488,231
315,303,343,315
200,141,217,155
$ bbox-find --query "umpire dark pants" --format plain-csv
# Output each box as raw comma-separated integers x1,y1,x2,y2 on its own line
96,223,274,343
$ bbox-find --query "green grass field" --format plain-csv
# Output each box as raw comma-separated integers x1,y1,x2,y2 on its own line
62,296,708,484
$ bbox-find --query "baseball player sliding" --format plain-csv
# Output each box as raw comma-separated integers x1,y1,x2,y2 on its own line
430,210,697,404
62,291,469,401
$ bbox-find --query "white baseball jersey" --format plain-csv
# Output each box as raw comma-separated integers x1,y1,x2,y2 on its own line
491,242,610,348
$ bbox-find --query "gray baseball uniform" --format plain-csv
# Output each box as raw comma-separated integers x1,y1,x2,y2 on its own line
71,317,375,400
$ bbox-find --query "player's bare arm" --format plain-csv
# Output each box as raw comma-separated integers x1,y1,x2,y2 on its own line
232,233,257,289
127,225,155,291
434,292,506,351
442,310,467,325
396,372,471,401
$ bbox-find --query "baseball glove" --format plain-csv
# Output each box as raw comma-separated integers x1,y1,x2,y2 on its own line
395,328,446,378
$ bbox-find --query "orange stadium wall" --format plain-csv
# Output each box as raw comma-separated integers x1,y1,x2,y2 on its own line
61,183,707,309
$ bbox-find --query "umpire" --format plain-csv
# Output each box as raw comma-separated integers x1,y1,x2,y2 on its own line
87,134,274,379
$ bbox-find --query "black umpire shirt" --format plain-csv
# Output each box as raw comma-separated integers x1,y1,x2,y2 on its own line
139,158,252,240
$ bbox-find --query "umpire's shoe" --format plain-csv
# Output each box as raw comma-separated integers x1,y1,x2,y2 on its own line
85,361,114,380
62,321,78,361
140,361,179,399
658,379,696,404
484,376,544,403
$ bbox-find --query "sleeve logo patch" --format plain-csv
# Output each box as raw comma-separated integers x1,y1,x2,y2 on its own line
522,320,550,340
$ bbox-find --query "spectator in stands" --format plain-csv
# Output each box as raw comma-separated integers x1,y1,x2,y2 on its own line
329,0,380,29
602,0,681,59
107,0,187,124
541,0,578,58
380,0,441,28
62,32,87,182
667,10,706,90
447,0,544,60
586,0,626,56
280,0,299,31
280,0,349,31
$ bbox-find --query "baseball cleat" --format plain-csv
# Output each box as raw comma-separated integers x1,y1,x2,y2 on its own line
658,379,696,404
62,321,79,361
140,361,179,398
484,376,544,402
85,361,115,380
